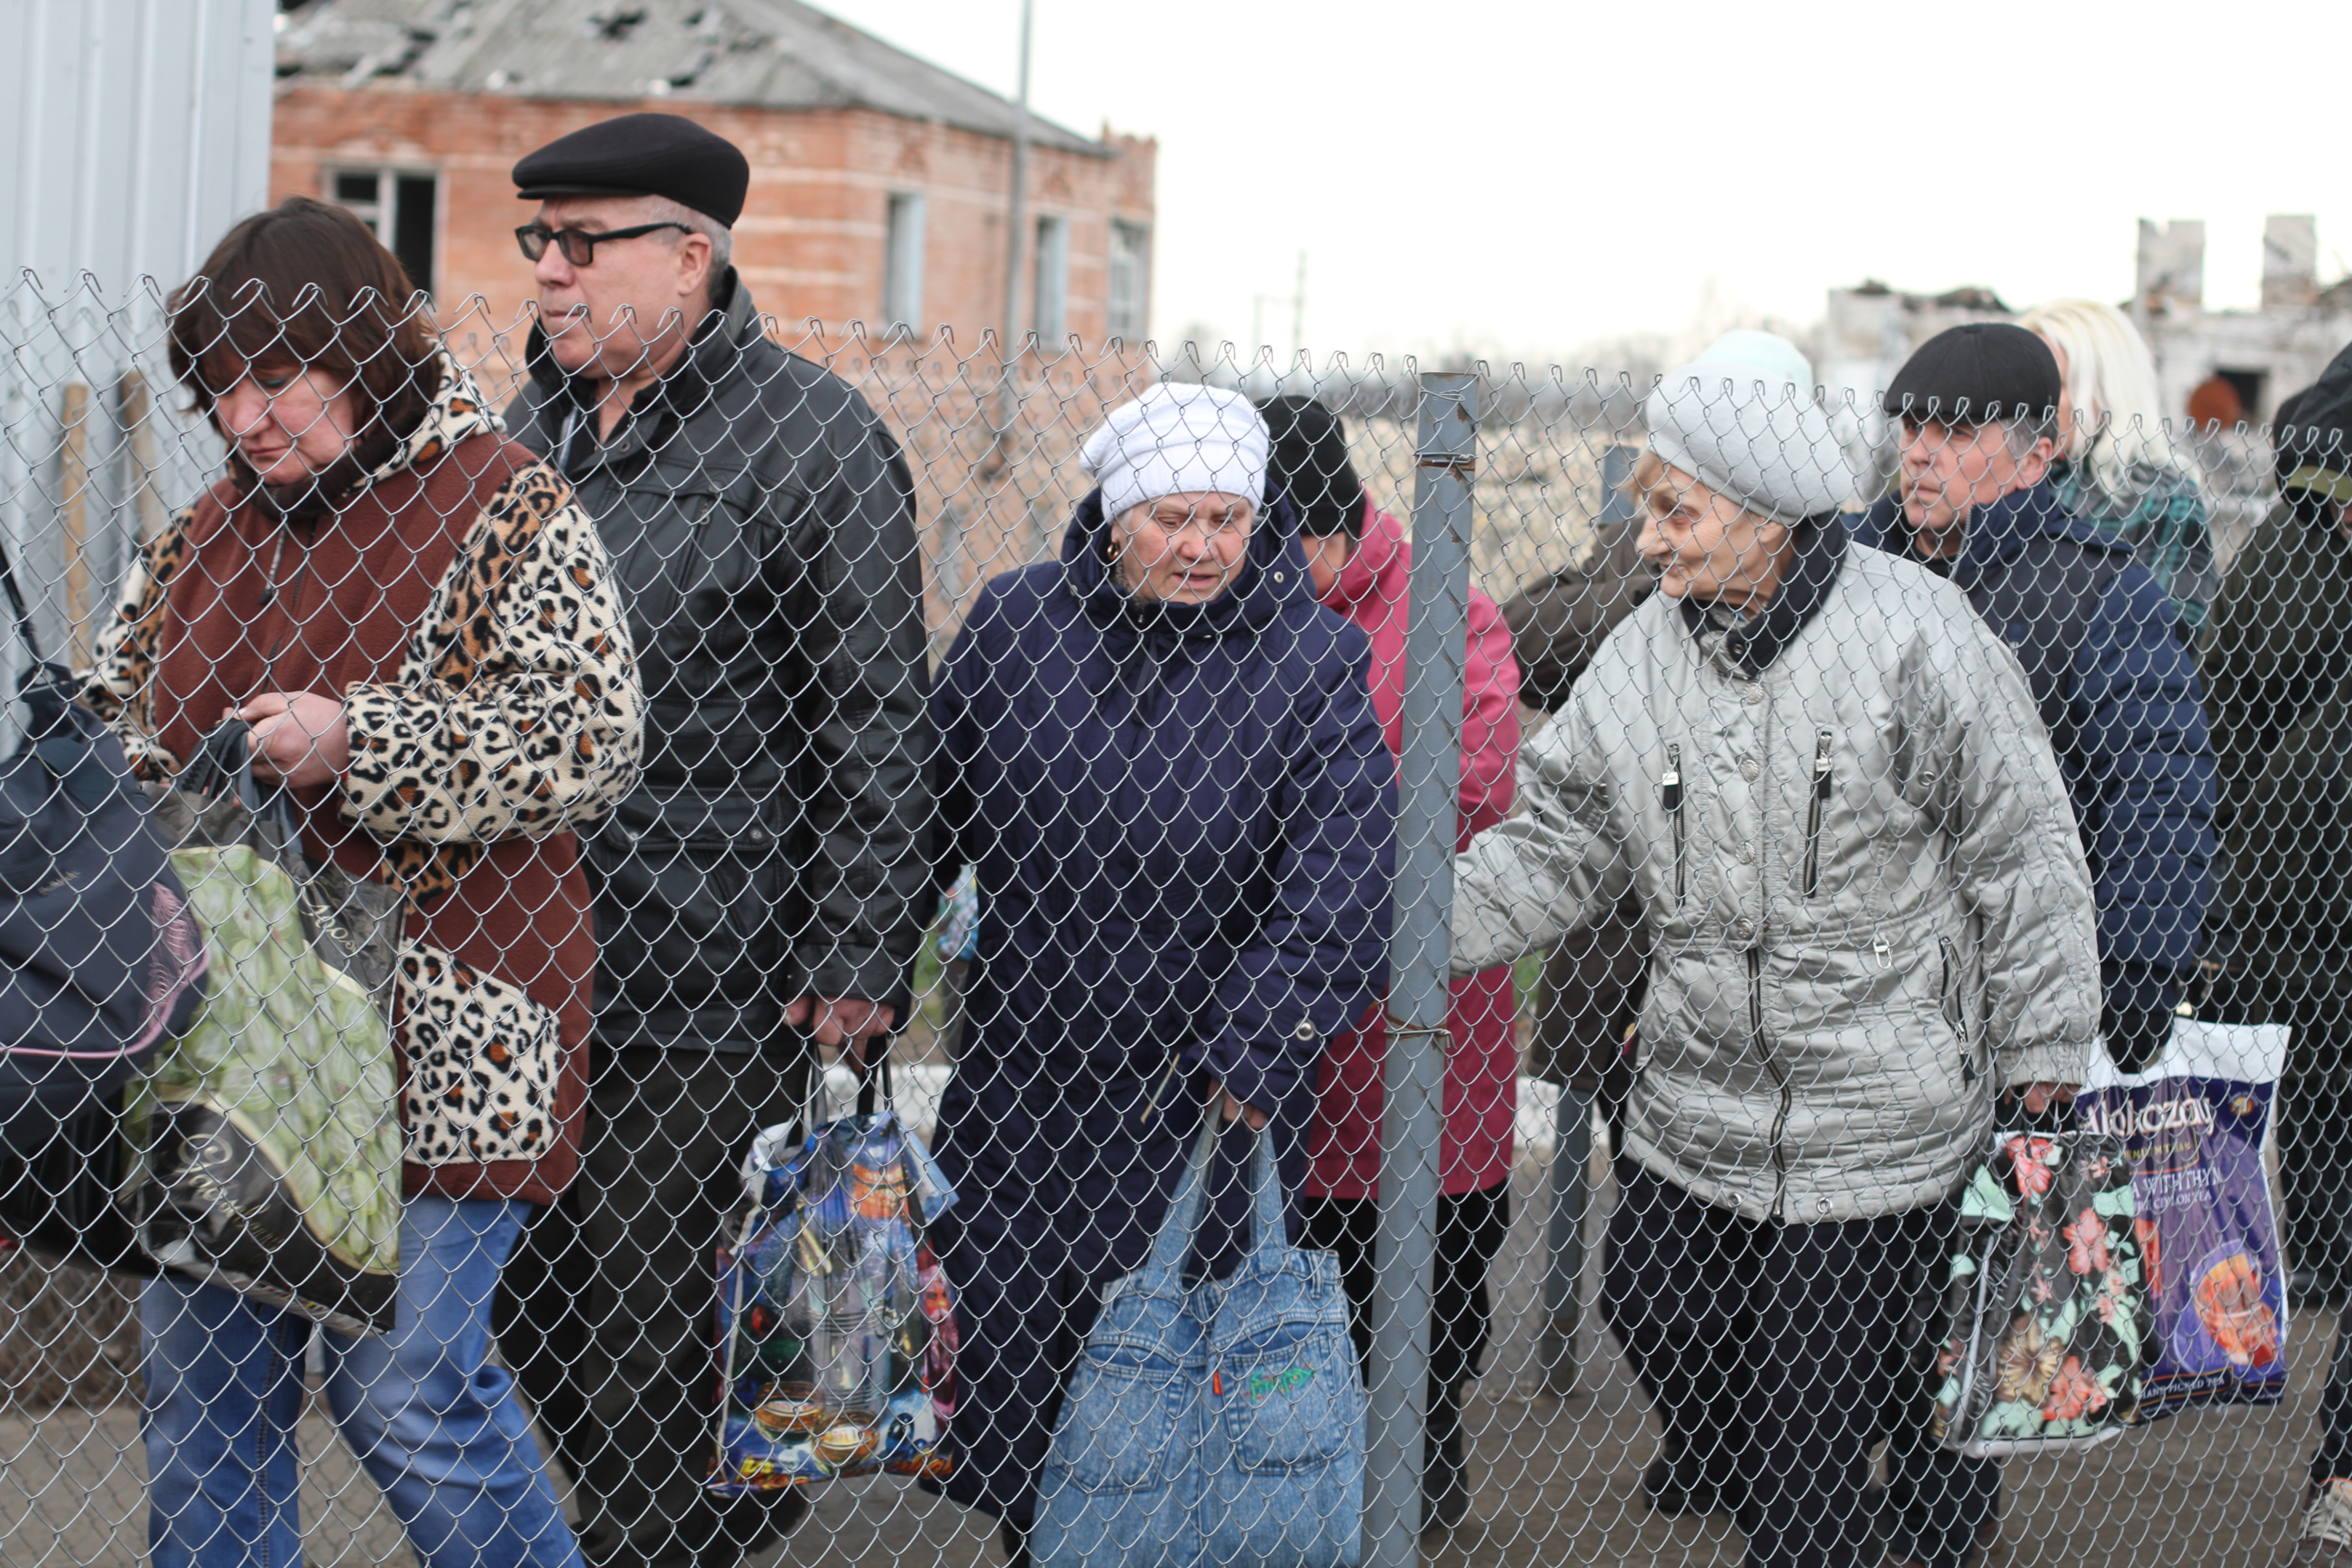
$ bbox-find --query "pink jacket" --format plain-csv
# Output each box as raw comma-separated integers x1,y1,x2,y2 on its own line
1306,502,1523,1200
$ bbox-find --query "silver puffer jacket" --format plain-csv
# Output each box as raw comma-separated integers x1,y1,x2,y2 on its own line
1455,542,2097,1222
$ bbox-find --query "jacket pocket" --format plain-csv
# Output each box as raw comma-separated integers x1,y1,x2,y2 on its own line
588,802,785,1014
1803,728,1834,897
1216,1297,1360,1472
1046,1364,1188,1492
397,943,563,1166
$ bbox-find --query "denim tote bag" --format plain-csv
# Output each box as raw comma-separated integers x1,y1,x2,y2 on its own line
1034,1115,1364,1568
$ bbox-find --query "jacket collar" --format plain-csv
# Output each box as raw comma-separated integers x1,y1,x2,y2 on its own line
524,267,760,472
1854,481,2127,588
1062,484,1318,642
1675,515,1847,676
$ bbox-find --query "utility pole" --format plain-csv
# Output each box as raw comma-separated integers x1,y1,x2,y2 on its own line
998,0,1034,371
986,0,1034,477
1293,250,1307,361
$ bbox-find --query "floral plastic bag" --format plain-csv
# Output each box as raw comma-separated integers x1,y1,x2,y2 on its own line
707,1068,959,1493
1931,1128,2153,1457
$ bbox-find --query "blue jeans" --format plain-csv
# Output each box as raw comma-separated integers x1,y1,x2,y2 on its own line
140,1195,583,1568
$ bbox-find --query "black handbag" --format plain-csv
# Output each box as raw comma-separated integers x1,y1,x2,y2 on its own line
0,545,206,1272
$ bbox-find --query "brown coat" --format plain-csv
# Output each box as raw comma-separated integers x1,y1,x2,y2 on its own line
1496,514,1653,1094
84,356,642,1205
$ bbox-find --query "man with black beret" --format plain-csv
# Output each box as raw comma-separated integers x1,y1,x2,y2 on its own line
2200,338,2352,1567
488,112,933,1568
1855,322,2214,1568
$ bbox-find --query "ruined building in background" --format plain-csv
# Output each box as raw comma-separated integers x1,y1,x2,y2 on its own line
1814,216,2352,563
270,0,1158,363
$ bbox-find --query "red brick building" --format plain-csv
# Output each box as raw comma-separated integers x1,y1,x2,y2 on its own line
271,0,1158,358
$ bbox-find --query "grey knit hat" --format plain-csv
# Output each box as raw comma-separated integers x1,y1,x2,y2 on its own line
1644,330,1856,523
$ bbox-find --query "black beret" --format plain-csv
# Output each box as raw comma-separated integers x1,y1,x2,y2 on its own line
1882,322,2060,427
1258,395,1367,539
513,113,750,228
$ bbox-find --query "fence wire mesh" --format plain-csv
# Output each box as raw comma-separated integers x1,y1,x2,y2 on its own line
0,257,2342,1568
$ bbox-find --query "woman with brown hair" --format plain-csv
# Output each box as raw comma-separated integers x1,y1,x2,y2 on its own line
81,195,642,1568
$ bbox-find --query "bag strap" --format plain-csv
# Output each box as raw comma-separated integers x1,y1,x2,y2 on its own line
1141,1115,1223,1287
1245,1122,1285,1256
0,538,45,666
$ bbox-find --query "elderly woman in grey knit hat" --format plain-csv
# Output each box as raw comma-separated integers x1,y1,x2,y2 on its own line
1447,332,2099,1568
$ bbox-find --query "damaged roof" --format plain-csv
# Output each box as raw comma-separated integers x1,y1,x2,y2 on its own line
276,0,1105,155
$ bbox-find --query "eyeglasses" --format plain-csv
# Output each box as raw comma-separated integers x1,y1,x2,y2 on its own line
514,221,691,267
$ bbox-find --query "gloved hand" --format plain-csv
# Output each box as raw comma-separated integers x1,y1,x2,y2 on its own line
2102,962,2184,1074
2102,1004,2175,1073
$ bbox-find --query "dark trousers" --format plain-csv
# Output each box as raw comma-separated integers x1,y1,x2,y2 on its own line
493,1046,810,1568
1602,1160,1919,1568
1298,1186,1512,1396
1301,1185,1510,1521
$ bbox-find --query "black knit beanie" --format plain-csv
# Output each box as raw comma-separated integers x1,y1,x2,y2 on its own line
1257,395,1366,539
2276,340,2352,524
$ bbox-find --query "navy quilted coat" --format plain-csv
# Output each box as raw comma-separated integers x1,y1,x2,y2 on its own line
925,487,1396,1526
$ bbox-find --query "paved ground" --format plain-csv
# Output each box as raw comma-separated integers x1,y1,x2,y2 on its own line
1,1145,2325,1567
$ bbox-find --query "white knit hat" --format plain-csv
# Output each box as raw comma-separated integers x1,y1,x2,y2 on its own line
1645,331,1856,523
1081,383,1270,520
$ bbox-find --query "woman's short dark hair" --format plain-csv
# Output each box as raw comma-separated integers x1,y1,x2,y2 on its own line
166,196,436,457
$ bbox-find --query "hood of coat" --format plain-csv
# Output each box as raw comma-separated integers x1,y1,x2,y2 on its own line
363,349,503,487
1060,482,1321,642
1853,481,2130,585
1318,500,1406,619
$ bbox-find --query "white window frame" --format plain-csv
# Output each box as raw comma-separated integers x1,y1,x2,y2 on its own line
324,164,439,301
883,192,927,334
1108,220,1151,343
1032,214,1070,346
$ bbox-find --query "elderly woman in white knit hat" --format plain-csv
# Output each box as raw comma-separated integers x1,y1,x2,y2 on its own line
921,382,1397,1563
1446,333,2099,1567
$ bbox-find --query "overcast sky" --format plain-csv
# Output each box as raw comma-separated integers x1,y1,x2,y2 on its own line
812,0,2346,369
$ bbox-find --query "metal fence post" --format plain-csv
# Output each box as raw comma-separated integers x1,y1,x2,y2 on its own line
1539,1085,1592,1393
1364,371,1477,1565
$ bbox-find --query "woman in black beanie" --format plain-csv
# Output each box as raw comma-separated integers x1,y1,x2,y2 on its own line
1257,393,1524,1534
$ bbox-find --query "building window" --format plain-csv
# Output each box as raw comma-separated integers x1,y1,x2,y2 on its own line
328,167,438,302
882,192,927,333
1108,221,1150,343
1032,215,1069,345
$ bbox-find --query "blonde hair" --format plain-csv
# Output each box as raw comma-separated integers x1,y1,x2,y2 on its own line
2019,298,2198,507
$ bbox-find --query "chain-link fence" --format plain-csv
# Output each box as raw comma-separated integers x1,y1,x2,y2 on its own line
1,254,2345,1568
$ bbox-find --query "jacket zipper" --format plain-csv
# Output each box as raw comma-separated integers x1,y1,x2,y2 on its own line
1750,945,1793,1223
1940,935,1975,1084
1803,728,1833,897
1663,743,1685,906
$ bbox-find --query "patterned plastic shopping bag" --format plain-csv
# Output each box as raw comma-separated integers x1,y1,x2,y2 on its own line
2077,1016,2291,1417
1931,1127,2154,1457
1034,1117,1363,1568
120,722,405,1338
708,1058,959,1493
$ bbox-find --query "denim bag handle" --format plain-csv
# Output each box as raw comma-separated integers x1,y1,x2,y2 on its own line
1140,1114,1223,1288
1245,1119,1285,1258
1140,1115,1290,1288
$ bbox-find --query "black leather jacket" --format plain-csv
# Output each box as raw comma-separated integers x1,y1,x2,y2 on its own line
505,271,931,1052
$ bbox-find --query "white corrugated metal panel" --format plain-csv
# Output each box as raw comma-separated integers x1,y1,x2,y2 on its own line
0,0,274,710
2,0,277,291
